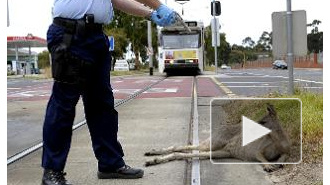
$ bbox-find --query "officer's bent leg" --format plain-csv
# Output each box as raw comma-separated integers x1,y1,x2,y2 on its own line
42,82,80,171
82,81,125,172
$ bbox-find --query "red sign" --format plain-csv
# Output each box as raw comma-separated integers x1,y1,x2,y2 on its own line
7,36,46,44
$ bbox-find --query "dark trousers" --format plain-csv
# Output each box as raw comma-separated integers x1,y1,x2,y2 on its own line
42,24,125,172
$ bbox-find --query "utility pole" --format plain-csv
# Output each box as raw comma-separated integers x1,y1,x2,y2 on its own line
212,0,218,74
148,21,153,75
211,1,221,74
286,0,294,94
7,0,10,27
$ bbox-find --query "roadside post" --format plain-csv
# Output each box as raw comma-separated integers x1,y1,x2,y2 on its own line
286,0,294,94
147,21,153,76
211,1,221,74
272,1,307,95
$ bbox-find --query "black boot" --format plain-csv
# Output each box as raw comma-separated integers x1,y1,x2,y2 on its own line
97,165,144,179
41,169,71,185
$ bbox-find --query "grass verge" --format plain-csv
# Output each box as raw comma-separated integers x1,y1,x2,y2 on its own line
204,65,215,72
278,91,323,163
110,70,148,76
222,91,322,163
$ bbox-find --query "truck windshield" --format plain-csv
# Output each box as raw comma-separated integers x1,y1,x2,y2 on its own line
162,34,200,49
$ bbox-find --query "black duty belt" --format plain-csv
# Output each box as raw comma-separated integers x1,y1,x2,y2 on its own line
53,17,103,34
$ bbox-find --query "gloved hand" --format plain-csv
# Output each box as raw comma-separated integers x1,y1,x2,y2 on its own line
150,4,176,26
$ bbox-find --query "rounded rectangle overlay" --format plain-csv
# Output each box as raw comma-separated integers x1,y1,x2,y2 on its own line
210,98,302,165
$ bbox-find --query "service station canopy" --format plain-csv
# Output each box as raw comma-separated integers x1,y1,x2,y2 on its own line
7,35,47,48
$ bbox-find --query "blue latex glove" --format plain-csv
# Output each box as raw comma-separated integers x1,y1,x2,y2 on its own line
150,4,176,26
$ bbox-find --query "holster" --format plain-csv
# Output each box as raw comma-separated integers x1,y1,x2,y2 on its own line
51,15,97,86
51,44,93,86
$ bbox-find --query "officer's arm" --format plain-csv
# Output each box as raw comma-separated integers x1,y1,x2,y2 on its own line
133,0,161,9
112,0,153,18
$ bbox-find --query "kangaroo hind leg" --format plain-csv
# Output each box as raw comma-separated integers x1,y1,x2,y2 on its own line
145,145,199,156
145,151,212,166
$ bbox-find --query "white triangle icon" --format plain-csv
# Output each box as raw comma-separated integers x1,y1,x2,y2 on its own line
242,116,272,146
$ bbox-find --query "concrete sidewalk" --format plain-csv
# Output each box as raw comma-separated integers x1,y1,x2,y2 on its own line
197,97,273,185
7,97,192,185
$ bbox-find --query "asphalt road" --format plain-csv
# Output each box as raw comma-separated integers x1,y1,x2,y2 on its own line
7,76,164,158
7,68,323,184
216,68,323,96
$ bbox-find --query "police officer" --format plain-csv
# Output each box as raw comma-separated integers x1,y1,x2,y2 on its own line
41,0,176,184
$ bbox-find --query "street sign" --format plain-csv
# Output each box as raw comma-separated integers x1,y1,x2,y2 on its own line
108,36,114,51
211,18,220,47
272,10,307,58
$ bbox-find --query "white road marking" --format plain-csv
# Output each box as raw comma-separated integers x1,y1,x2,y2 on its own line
222,81,282,84
211,77,236,97
225,86,279,88
144,88,178,93
112,89,140,94
7,90,50,98
301,87,323,89
112,88,178,94
112,80,123,83
243,72,323,84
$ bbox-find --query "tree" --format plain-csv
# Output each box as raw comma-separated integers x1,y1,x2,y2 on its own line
307,20,321,34
307,19,323,64
204,26,231,66
103,28,129,59
37,50,50,69
105,10,158,69
242,37,255,49
219,34,232,65
256,31,272,52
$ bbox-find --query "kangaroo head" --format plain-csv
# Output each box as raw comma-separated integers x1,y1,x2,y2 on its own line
258,104,290,151
258,104,278,129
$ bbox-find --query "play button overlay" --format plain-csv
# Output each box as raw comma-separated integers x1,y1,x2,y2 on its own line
210,98,302,165
242,116,271,146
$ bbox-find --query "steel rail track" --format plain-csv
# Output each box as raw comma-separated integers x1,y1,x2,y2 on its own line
185,76,201,185
191,77,201,185
7,76,167,165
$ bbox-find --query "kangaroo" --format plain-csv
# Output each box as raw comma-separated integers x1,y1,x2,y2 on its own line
145,104,291,172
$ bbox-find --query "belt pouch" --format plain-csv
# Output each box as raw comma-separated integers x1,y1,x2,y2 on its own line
76,20,86,37
51,43,80,84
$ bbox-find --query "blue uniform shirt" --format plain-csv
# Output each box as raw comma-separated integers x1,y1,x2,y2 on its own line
52,0,114,24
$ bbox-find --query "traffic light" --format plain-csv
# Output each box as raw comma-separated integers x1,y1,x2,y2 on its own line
211,1,221,16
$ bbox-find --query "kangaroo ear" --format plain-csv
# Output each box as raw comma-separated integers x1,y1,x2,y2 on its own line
266,103,277,116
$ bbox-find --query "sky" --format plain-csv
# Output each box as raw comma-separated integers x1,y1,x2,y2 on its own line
6,0,326,52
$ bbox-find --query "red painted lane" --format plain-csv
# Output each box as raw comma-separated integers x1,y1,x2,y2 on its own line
137,77,193,99
197,77,225,97
6,77,162,102
112,76,163,99
7,82,53,101
7,76,225,102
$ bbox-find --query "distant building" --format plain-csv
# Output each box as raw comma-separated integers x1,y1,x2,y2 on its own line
7,48,39,75
7,34,46,75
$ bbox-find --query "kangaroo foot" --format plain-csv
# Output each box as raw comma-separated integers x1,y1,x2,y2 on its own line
144,149,164,156
145,158,162,166
263,164,282,172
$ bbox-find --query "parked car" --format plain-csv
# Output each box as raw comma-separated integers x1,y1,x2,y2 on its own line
221,64,231,70
272,60,287,69
114,59,129,71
